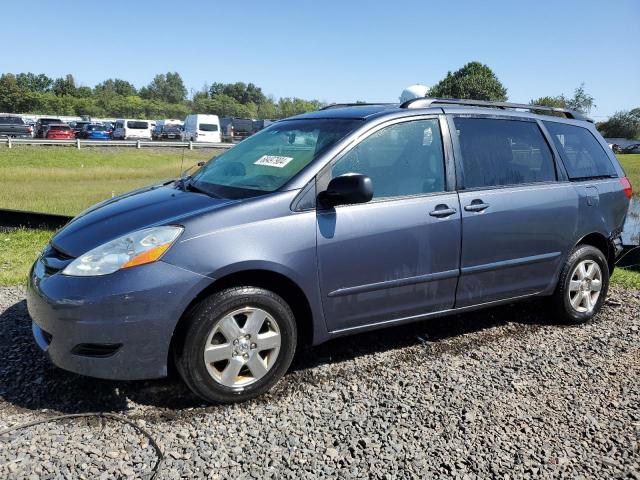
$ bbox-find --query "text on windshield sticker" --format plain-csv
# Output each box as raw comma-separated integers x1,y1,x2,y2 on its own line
254,155,294,168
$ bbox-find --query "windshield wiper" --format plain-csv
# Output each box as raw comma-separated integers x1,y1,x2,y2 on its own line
184,179,221,198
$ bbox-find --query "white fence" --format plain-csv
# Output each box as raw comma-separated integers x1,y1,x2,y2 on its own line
1,138,233,150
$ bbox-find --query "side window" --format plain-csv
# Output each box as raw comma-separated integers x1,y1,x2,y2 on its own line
331,119,445,199
542,121,617,179
453,117,556,189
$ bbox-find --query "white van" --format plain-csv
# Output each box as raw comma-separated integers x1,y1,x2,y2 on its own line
182,114,221,143
113,119,152,140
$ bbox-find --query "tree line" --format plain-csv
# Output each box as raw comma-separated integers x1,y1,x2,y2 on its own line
0,71,325,120
0,64,637,138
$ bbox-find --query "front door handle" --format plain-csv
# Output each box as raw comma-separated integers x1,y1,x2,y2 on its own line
464,200,490,212
429,204,457,218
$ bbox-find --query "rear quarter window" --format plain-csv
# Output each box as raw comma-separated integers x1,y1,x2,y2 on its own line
542,121,617,179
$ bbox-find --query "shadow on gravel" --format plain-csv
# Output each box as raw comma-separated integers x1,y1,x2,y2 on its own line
0,296,574,415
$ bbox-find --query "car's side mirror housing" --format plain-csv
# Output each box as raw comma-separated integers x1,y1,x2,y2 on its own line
317,173,373,208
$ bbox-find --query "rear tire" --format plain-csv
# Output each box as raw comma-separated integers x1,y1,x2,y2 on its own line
175,287,297,404
551,245,609,324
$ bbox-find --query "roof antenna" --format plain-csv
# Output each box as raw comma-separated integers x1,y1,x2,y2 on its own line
179,144,186,179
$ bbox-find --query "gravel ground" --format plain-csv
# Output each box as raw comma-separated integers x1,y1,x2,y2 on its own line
0,285,638,479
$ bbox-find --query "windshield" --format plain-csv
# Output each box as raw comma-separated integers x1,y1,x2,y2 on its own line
88,125,107,131
191,119,361,198
127,121,148,129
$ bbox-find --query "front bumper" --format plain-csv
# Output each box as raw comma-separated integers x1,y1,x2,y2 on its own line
27,257,211,380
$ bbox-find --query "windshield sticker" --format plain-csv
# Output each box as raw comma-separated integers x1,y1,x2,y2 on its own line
254,155,294,168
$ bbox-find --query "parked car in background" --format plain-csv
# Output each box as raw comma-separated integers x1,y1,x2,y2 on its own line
112,119,152,140
72,121,91,138
183,114,221,142
621,143,640,154
607,143,622,153
220,117,233,142
103,122,114,138
0,115,33,138
158,124,182,141
231,118,254,141
220,117,255,142
27,98,631,404
153,119,183,140
252,119,274,134
79,124,111,140
25,120,37,137
45,124,75,139
35,118,63,138
151,124,162,140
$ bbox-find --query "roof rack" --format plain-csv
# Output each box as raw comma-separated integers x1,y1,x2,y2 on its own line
399,97,593,122
320,103,394,110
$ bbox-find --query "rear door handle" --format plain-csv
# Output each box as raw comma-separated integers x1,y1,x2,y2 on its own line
429,204,457,218
464,201,490,212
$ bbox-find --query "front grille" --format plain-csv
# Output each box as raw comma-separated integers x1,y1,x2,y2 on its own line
71,343,121,358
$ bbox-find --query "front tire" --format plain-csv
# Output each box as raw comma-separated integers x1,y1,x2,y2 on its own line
551,245,609,324
175,287,297,403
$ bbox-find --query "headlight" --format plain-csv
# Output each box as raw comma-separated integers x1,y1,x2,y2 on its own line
62,226,183,277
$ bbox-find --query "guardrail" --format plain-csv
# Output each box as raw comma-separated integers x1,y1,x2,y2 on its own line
2,138,234,150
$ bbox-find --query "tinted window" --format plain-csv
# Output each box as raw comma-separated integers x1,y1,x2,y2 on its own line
50,125,70,131
127,121,148,129
331,119,445,199
454,118,556,188
543,121,617,179
199,123,218,132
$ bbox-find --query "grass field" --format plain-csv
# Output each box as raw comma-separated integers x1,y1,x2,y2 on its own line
0,150,639,287
620,154,640,189
0,146,224,216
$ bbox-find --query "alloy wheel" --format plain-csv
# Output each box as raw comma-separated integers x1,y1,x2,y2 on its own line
203,307,281,388
568,259,603,313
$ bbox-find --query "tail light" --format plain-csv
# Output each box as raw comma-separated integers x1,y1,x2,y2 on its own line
620,177,633,199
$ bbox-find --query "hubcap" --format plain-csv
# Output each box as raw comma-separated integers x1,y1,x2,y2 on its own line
203,307,281,388
568,259,603,313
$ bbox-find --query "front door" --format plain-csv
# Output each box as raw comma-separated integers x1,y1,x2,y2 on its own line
451,116,579,307
316,117,461,332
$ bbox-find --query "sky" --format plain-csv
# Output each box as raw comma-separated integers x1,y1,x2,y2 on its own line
3,0,639,119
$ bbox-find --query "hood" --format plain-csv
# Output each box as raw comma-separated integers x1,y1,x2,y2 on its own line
52,183,237,257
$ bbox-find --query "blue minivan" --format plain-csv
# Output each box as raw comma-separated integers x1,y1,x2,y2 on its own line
28,98,632,403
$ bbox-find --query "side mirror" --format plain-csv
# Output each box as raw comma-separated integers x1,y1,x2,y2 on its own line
317,173,373,208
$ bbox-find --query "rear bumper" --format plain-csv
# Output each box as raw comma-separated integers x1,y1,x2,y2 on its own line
27,258,211,380
0,133,31,138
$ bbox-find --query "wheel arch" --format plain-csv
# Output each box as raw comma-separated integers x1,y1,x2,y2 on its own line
575,231,615,274
169,268,315,366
